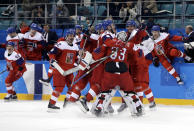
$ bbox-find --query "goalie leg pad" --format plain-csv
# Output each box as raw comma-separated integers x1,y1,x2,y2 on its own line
119,90,144,116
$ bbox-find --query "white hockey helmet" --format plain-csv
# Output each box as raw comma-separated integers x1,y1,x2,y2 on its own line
116,31,127,42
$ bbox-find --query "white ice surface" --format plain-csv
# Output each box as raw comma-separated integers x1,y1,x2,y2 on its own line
0,100,194,131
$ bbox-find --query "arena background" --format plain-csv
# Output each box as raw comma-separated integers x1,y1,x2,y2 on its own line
0,0,194,105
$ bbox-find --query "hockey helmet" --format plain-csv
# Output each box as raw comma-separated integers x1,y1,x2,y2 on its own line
116,31,127,42
151,25,160,32
126,20,137,27
66,29,75,37
75,25,82,30
7,41,15,47
7,27,16,34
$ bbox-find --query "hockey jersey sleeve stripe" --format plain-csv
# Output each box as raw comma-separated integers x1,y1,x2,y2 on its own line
16,57,24,65
94,47,101,54
102,35,112,42
49,47,58,54
145,53,153,60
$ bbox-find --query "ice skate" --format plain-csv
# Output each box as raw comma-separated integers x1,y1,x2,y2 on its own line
4,93,17,102
39,78,51,86
76,97,89,113
149,101,156,110
47,103,60,112
107,104,114,113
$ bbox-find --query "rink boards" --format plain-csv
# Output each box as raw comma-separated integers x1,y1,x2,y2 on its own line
0,60,194,105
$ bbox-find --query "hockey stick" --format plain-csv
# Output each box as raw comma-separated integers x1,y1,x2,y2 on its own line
72,55,109,86
70,16,97,88
80,2,99,50
0,69,7,75
62,56,110,76
72,47,118,86
70,11,98,88
147,30,171,63
51,62,65,76
51,55,108,77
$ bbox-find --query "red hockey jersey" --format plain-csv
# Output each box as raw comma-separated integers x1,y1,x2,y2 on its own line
6,33,25,58
49,41,79,71
23,31,44,60
93,38,138,69
4,50,26,73
80,33,99,53
127,29,147,44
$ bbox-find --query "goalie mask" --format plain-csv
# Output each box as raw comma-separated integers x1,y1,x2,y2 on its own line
116,31,127,42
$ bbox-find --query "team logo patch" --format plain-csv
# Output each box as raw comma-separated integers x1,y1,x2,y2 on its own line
66,53,74,64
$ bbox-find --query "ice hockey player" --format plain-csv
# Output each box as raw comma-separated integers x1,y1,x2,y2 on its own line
47,29,79,111
90,31,143,117
74,25,83,46
23,23,45,60
67,24,100,103
39,36,67,86
4,41,27,101
125,20,147,44
143,25,192,85
6,27,26,57
98,20,116,46
0,27,25,58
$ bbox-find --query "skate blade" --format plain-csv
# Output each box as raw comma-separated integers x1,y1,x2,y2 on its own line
149,106,157,111
131,111,146,117
4,99,18,102
39,80,49,86
47,108,60,113
75,101,89,113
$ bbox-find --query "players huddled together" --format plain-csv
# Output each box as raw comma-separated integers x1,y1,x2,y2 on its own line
2,19,193,117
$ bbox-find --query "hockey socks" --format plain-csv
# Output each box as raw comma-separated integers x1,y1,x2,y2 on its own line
144,87,154,104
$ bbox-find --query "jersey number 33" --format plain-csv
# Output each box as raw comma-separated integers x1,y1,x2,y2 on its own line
110,47,127,61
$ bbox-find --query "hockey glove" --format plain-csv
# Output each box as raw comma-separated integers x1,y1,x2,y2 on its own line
50,59,57,68
153,57,160,67
18,66,24,71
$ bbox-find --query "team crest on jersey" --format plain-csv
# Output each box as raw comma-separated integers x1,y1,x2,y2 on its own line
66,53,74,64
